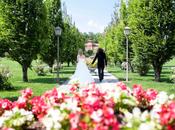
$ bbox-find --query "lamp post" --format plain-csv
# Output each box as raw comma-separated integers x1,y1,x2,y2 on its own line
55,26,62,84
124,26,131,82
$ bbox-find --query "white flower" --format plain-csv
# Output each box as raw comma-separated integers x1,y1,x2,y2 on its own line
150,104,161,121
0,117,5,127
42,118,54,130
42,108,67,130
85,95,98,105
60,98,80,112
169,94,175,100
141,111,149,121
91,109,103,122
133,107,141,118
155,92,169,104
124,111,133,121
139,122,155,130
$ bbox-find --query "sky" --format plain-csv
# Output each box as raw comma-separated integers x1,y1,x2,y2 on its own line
61,0,118,33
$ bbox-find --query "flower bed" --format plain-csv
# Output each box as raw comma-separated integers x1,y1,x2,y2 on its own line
0,82,175,130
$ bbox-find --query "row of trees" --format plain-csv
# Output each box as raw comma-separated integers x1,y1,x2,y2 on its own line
0,0,85,82
99,0,175,81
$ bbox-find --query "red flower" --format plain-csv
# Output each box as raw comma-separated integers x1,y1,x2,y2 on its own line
145,88,158,101
13,97,27,109
30,96,49,119
117,82,127,91
0,99,12,111
21,88,33,99
159,101,175,129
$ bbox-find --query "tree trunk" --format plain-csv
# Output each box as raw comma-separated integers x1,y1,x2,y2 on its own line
67,61,70,67
128,60,134,73
49,65,53,73
153,63,162,82
22,64,28,82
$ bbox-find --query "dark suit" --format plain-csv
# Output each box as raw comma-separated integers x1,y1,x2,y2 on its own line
92,51,107,82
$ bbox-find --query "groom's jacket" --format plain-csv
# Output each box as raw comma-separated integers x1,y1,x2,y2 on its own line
92,52,107,68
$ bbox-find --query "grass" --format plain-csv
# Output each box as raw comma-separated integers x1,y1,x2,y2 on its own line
108,58,175,94
0,58,75,99
1,57,175,99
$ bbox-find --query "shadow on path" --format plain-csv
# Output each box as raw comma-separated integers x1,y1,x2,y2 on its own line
30,77,69,84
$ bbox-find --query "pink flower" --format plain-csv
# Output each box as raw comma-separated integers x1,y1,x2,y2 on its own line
117,82,127,91
13,97,27,109
21,88,33,99
2,128,15,130
0,99,12,110
30,96,49,119
78,121,88,130
159,101,175,129
69,112,80,130
145,88,158,101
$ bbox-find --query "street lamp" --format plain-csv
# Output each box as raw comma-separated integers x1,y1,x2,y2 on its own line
124,26,131,82
55,26,62,84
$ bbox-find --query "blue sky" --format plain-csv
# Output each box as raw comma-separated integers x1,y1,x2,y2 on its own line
61,0,118,33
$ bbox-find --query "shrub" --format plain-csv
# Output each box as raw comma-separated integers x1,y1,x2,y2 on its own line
33,60,49,76
170,67,175,83
0,65,13,90
0,83,175,130
132,57,151,76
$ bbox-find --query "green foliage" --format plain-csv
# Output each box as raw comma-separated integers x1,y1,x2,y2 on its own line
0,65,13,90
128,0,175,81
2,0,48,82
170,67,175,83
85,50,94,57
33,59,49,76
61,7,85,66
40,0,63,70
102,0,175,81
132,56,151,76
0,1,12,57
83,32,100,43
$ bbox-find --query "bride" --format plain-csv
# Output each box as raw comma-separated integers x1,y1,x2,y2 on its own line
69,49,94,84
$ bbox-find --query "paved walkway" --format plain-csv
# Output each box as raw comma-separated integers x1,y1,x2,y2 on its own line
92,69,119,84
58,69,119,92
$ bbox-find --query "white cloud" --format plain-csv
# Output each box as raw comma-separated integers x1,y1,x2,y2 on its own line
87,20,104,33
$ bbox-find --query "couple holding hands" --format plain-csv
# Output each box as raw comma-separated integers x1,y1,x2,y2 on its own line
70,48,107,84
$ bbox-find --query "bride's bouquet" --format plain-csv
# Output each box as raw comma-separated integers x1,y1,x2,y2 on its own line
86,56,97,72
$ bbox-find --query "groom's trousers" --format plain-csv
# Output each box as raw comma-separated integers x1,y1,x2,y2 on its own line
98,67,104,81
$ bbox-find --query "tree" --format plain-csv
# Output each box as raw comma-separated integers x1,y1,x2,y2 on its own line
128,0,175,81
61,3,85,66
5,0,48,82
40,0,63,73
83,32,100,43
0,1,11,57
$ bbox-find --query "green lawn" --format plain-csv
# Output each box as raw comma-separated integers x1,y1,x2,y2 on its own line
0,58,75,99
1,57,175,99
108,58,175,94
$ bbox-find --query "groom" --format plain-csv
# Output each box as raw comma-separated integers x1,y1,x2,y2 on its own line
92,48,107,82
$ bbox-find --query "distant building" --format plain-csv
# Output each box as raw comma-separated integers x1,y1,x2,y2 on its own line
85,40,99,51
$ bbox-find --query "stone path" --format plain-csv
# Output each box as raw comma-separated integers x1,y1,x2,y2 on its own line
92,69,119,84
58,69,119,92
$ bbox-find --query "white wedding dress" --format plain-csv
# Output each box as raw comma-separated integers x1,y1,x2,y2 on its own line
69,55,94,84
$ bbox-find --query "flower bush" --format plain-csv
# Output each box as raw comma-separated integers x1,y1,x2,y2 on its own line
0,82,174,130
33,60,49,76
0,65,13,90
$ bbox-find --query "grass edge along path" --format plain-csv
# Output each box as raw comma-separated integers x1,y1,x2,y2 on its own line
107,65,175,95
0,58,75,99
